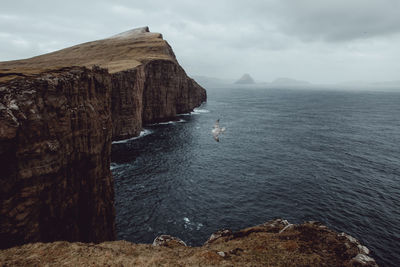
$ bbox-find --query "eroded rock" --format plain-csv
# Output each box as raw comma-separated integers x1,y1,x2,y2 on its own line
152,235,187,247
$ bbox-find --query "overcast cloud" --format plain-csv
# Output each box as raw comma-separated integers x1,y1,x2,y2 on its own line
1,0,399,83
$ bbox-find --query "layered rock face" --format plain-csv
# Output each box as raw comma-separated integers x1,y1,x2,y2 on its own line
0,219,378,266
111,59,206,140
111,68,143,139
0,67,115,248
0,27,206,247
0,26,207,141
141,59,207,124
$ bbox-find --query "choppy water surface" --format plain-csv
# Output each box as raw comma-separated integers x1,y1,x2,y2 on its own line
112,87,400,266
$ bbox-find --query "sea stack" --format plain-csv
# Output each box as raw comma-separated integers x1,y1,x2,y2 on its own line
0,27,206,248
235,73,255,84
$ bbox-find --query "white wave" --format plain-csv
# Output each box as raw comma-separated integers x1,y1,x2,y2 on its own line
112,129,153,144
110,162,130,171
110,162,119,170
191,108,210,115
148,119,186,126
196,223,204,230
183,217,203,230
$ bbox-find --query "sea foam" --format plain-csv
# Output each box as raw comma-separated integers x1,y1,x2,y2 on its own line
148,119,186,126
112,129,153,144
191,108,210,115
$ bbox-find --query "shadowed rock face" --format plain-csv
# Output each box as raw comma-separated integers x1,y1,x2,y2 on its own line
0,67,115,248
0,219,378,266
0,27,206,248
111,59,206,141
111,68,143,140
141,59,207,124
0,26,206,141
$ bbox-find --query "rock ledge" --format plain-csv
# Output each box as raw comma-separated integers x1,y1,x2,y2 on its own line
0,219,378,266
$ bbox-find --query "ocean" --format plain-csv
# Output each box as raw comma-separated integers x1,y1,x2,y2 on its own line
111,87,400,266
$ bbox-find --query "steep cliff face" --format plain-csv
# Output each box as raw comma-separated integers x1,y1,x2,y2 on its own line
0,26,207,141
111,68,143,140
110,60,207,141
141,59,207,124
0,27,206,247
0,66,115,248
0,219,378,266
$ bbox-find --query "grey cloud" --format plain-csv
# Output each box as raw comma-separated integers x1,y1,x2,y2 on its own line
0,0,399,83
274,0,400,42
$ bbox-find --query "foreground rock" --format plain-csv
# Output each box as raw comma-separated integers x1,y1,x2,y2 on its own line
0,27,206,248
0,219,378,266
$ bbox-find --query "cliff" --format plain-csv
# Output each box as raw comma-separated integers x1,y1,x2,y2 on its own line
0,26,206,140
0,27,206,247
0,219,378,266
0,66,115,248
111,59,206,140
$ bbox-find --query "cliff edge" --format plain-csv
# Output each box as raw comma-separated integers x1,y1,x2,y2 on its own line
0,26,206,140
0,219,378,266
0,27,206,248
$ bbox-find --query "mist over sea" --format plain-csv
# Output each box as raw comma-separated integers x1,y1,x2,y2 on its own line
111,87,400,266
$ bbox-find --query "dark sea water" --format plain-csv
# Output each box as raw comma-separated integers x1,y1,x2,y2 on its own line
111,87,400,266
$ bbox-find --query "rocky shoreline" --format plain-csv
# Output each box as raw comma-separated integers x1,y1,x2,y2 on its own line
0,219,377,266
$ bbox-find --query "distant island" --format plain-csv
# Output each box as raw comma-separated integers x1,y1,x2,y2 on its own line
235,73,255,84
196,74,400,91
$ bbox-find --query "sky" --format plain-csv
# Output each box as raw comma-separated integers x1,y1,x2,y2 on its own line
1,0,400,83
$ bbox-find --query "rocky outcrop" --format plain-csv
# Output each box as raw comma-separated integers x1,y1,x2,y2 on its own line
0,219,378,266
152,235,187,247
0,27,206,247
0,66,115,248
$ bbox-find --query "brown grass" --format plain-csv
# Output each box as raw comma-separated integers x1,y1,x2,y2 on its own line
0,28,176,83
0,222,370,267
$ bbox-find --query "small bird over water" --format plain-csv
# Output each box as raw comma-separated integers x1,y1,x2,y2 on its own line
212,119,226,142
